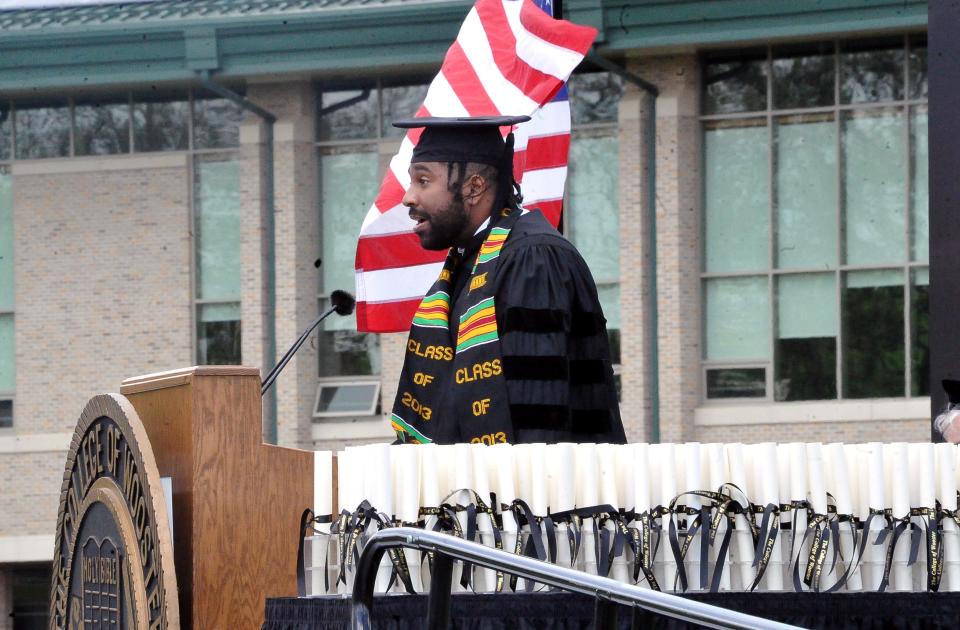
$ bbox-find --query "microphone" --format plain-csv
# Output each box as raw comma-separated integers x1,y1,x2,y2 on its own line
330,289,356,317
261,290,356,396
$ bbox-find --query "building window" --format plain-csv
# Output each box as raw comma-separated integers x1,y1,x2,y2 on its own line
0,89,233,160
566,72,624,397
314,81,426,413
193,152,241,365
0,167,12,427
701,35,928,402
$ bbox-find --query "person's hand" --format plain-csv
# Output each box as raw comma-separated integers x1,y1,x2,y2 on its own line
935,409,960,443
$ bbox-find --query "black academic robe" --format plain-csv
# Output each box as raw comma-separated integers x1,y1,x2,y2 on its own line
438,210,626,444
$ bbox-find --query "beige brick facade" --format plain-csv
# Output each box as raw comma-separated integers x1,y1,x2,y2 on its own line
12,156,193,433
629,55,704,444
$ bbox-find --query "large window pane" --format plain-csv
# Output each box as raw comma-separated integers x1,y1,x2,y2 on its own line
318,295,382,377
194,156,241,301
133,94,189,152
840,40,904,104
569,72,624,125
0,103,10,161
707,368,765,399
15,102,70,159
703,55,767,114
318,89,377,141
381,83,429,138
912,108,928,262
0,314,14,392
704,121,768,273
193,97,243,149
0,171,12,311
705,276,769,361
569,133,619,282
319,149,378,301
843,109,906,266
319,148,379,377
772,43,834,109
775,115,837,269
74,99,130,156
0,400,11,428
775,274,836,401
912,268,929,397
197,302,240,365
843,270,904,398
909,38,927,100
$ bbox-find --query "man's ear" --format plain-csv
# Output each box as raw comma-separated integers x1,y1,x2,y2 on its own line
462,173,488,205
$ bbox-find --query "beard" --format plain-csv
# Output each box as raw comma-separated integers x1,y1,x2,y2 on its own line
413,195,469,251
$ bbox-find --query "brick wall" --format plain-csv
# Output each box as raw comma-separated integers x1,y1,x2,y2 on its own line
0,450,63,536
630,55,703,443
12,155,192,433
696,418,929,444
618,84,654,443
246,82,321,448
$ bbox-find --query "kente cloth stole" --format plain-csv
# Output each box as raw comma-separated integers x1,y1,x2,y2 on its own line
392,209,522,445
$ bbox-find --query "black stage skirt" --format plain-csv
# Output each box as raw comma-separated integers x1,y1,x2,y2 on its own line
263,591,960,629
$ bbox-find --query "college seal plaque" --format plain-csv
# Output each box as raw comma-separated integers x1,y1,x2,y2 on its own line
49,394,179,629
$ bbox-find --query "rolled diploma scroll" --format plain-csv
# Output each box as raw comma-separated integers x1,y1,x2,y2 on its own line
909,443,935,592
419,444,441,589
364,444,394,592
756,443,783,591
308,451,333,595
656,444,678,591
806,444,832,590
337,448,363,594
491,444,519,588
615,444,637,583
826,443,861,591
705,443,730,591
775,444,792,589
726,443,756,591
787,443,809,587
530,444,551,581
630,443,651,588
682,443,704,591
598,444,628,583
470,443,497,592
936,443,960,591
575,443,600,576
860,443,886,591
884,443,911,591
548,443,577,570
391,444,423,592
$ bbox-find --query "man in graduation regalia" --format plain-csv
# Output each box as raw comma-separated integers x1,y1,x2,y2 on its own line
390,115,626,446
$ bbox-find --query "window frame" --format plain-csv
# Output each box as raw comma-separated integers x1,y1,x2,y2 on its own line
312,378,381,418
700,35,929,405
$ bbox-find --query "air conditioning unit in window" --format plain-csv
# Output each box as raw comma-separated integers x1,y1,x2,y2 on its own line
312,380,381,418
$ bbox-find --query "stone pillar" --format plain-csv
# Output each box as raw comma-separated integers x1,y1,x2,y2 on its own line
245,82,320,448
239,116,268,434
618,83,655,443
630,56,703,443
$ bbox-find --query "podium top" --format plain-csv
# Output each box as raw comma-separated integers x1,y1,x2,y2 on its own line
120,365,260,395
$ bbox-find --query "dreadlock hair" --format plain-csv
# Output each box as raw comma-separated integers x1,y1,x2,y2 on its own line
446,162,522,210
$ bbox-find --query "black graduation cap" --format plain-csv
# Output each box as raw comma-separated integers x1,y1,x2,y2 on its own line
393,115,530,166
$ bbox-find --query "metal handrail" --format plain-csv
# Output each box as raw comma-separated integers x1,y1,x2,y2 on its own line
350,527,805,630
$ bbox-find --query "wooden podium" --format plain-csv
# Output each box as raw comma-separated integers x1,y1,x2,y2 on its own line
119,366,313,629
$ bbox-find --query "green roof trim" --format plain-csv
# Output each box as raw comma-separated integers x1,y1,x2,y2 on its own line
0,0,445,31
0,0,927,93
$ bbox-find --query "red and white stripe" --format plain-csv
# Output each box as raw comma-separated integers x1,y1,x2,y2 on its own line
355,0,596,332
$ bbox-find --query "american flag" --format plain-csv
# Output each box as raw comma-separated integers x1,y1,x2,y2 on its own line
354,0,596,332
